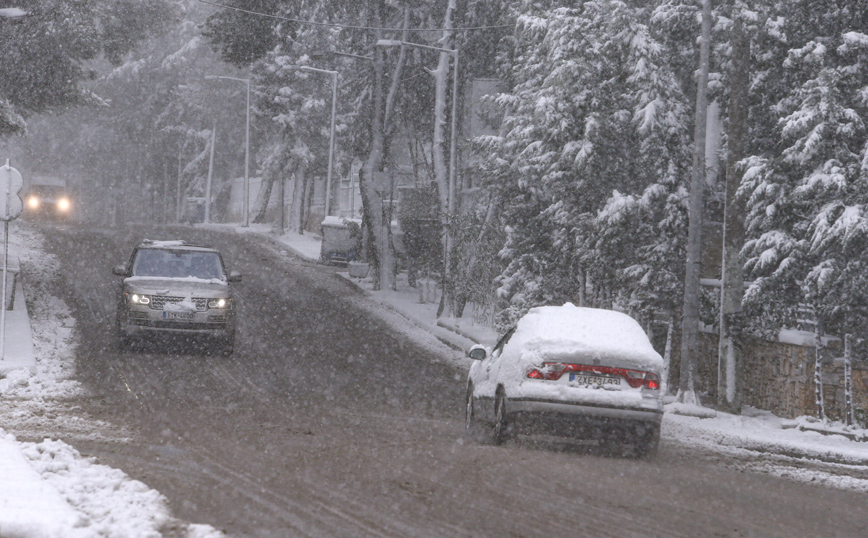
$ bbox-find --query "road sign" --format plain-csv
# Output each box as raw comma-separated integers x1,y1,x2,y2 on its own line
0,160,23,221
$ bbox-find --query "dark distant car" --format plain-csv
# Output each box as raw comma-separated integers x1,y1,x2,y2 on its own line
24,184,72,220
464,304,664,456
113,240,242,354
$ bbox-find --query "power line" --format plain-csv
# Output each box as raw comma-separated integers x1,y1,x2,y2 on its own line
197,0,511,33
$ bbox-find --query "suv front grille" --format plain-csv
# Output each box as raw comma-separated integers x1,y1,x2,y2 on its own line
149,296,208,311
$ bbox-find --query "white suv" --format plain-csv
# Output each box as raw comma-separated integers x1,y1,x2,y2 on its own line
113,240,241,354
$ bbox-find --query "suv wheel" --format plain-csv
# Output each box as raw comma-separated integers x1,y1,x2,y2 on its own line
216,333,235,356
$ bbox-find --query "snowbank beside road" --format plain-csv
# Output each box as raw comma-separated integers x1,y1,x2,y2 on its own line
664,405,868,492
0,223,223,538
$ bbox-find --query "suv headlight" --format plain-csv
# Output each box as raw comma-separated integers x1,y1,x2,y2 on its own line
127,293,150,305
208,298,229,309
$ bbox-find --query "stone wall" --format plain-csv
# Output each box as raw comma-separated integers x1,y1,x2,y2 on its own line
697,332,868,422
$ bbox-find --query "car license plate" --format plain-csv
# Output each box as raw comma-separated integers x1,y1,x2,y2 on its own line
569,373,621,387
162,311,194,320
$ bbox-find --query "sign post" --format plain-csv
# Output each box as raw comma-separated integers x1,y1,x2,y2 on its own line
0,159,24,360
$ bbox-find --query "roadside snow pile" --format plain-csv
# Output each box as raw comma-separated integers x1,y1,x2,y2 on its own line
0,223,224,538
663,405,868,492
4,224,80,399
665,405,868,462
0,430,173,537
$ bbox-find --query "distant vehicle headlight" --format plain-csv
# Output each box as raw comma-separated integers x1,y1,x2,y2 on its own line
128,293,150,305
208,298,229,309
57,198,70,211
27,196,39,209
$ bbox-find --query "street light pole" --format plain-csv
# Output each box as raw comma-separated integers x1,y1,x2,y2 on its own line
0,8,27,18
289,66,338,217
326,70,337,217
244,78,250,227
205,121,216,223
448,51,459,221
204,75,251,227
376,40,459,314
376,40,459,218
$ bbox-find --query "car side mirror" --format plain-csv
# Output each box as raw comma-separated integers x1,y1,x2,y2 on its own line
227,271,242,283
468,345,488,361
112,264,127,276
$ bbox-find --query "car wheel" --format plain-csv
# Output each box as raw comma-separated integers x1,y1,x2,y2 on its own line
635,423,660,458
115,317,130,351
115,333,130,351
465,383,496,445
492,390,508,445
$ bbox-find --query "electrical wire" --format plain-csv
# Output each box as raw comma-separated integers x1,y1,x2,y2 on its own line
197,0,511,33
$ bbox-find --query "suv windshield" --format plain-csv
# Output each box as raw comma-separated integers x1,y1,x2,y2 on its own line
132,249,225,280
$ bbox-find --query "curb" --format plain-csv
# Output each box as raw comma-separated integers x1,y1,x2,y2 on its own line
0,256,36,376
236,227,481,353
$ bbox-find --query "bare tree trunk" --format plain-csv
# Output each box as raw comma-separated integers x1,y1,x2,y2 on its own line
250,175,275,224
434,0,456,318
431,11,451,217
290,163,305,234
845,334,854,426
356,3,410,290
814,318,826,422
176,143,184,222
662,317,675,396
302,169,314,232
678,0,712,403
718,12,749,413
359,0,399,291
162,159,169,224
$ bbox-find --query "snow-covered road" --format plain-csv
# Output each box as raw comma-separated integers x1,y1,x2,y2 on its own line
2,222,868,537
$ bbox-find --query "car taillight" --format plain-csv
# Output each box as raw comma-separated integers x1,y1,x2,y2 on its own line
526,362,660,390
622,369,660,389
643,373,660,390
526,368,545,379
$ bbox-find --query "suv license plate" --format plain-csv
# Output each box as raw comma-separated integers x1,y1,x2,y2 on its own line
163,311,194,320
569,374,620,387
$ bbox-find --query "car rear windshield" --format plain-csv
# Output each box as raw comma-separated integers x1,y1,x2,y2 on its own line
132,249,225,280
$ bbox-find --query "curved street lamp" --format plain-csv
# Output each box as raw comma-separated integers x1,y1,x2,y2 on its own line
287,66,339,217
376,39,459,223
376,39,460,314
0,8,27,18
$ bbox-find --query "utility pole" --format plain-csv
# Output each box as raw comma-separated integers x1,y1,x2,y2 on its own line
679,0,712,403
718,11,749,411
205,122,216,224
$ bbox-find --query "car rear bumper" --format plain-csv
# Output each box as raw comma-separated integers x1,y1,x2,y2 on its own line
508,398,663,423
473,396,662,438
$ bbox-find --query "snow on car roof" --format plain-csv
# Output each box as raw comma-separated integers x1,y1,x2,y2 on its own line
139,239,215,251
513,303,663,369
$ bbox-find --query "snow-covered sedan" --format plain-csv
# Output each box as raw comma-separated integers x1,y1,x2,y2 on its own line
113,240,241,354
464,304,664,456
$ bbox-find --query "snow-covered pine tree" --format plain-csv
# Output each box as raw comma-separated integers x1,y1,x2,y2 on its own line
484,1,692,330
742,4,868,345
